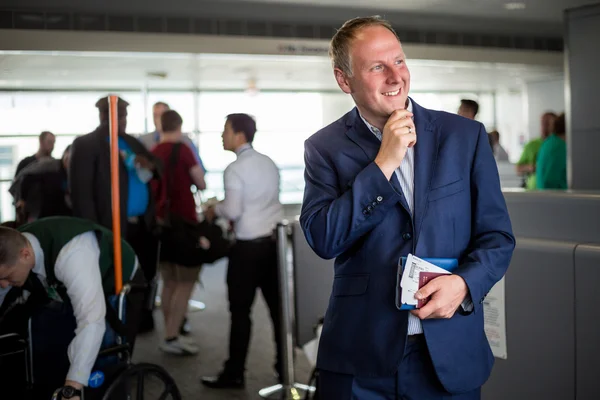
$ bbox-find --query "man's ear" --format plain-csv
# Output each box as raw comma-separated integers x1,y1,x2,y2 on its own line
20,246,32,261
334,68,352,94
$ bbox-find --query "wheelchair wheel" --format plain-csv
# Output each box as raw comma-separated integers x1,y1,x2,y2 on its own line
101,363,181,400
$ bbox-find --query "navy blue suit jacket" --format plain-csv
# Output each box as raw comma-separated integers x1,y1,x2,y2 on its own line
300,99,515,393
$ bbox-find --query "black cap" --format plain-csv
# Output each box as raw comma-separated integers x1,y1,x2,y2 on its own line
95,96,129,111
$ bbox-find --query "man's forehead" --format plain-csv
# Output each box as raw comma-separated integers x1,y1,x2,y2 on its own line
351,28,403,56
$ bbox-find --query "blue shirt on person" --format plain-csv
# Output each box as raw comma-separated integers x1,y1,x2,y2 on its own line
111,137,150,217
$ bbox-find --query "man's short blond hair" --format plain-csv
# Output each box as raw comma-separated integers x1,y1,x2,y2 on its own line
0,227,28,267
329,16,400,77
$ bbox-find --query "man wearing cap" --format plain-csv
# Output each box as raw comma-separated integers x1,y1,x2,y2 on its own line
69,96,162,333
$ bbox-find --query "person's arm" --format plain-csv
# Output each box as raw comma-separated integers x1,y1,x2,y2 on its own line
14,158,28,177
535,142,549,189
299,139,403,260
54,231,106,389
14,161,23,177
515,142,534,174
181,144,206,190
213,166,244,221
189,165,206,191
453,125,515,314
125,134,164,179
69,139,98,222
183,136,205,169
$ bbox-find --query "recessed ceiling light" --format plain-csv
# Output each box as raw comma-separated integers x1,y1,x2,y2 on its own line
504,2,526,10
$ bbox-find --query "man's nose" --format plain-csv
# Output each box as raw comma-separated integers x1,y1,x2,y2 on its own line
386,67,402,84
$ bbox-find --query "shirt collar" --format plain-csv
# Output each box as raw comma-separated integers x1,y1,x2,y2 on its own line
235,143,252,156
360,98,413,137
22,232,46,277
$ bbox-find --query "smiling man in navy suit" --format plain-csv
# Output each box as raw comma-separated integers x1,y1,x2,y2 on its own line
300,16,515,399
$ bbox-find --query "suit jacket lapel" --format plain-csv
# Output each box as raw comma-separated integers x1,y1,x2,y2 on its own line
345,108,380,161
345,108,411,213
411,101,439,244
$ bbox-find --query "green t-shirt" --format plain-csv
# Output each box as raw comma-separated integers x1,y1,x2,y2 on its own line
536,134,567,190
517,138,544,190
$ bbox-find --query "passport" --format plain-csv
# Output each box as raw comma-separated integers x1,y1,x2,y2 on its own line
417,272,449,308
396,256,459,310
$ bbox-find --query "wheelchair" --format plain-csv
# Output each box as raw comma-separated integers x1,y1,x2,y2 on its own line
0,271,181,400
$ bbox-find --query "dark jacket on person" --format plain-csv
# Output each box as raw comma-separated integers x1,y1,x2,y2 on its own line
10,158,71,221
69,123,163,236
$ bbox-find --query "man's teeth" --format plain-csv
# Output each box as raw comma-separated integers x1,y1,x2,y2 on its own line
383,90,399,96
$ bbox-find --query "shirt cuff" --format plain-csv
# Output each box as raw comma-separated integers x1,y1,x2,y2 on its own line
66,367,91,387
461,295,474,313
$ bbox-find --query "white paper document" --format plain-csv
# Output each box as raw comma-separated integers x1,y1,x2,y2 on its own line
400,254,451,305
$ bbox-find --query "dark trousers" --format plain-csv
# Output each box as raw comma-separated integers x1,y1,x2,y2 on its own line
126,220,159,329
224,237,283,379
317,337,481,400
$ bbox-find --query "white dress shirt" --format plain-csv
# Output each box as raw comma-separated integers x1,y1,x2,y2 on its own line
24,231,107,385
214,143,283,240
0,232,139,386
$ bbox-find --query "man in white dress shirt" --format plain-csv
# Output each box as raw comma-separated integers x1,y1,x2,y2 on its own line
201,113,284,389
0,217,139,400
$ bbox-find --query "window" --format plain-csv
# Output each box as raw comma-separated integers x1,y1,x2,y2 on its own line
196,91,322,202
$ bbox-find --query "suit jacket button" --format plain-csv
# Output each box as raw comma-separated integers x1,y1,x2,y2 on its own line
402,232,412,240
367,205,373,211
376,196,383,202
362,210,368,215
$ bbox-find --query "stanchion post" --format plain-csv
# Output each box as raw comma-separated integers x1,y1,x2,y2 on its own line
258,221,313,399
108,95,123,295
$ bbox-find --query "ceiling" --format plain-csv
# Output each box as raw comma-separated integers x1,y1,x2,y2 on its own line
0,51,562,92
228,0,594,22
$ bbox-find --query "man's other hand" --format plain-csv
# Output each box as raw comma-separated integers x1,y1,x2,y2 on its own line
204,206,216,223
134,155,155,170
410,275,468,320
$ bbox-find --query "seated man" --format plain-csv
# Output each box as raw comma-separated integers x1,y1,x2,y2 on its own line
0,216,140,400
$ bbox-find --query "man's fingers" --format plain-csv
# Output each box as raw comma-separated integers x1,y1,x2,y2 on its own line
415,279,440,300
388,109,413,122
411,299,437,319
386,117,415,133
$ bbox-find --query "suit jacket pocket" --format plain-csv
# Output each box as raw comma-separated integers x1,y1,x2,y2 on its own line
332,274,369,297
428,179,464,202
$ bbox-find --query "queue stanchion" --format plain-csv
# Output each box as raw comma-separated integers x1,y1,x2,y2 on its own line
258,221,314,399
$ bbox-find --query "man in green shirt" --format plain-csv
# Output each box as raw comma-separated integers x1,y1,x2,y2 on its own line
516,112,557,189
536,113,567,190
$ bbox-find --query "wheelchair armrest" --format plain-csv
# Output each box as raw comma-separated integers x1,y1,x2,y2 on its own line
0,333,23,342
0,333,27,358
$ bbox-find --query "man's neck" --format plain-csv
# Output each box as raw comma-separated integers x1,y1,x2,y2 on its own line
234,142,250,155
358,111,386,132
160,132,182,143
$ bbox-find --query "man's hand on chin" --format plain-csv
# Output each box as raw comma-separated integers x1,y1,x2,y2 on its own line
410,275,468,320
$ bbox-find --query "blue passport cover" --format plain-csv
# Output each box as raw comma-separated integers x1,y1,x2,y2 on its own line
396,257,459,310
